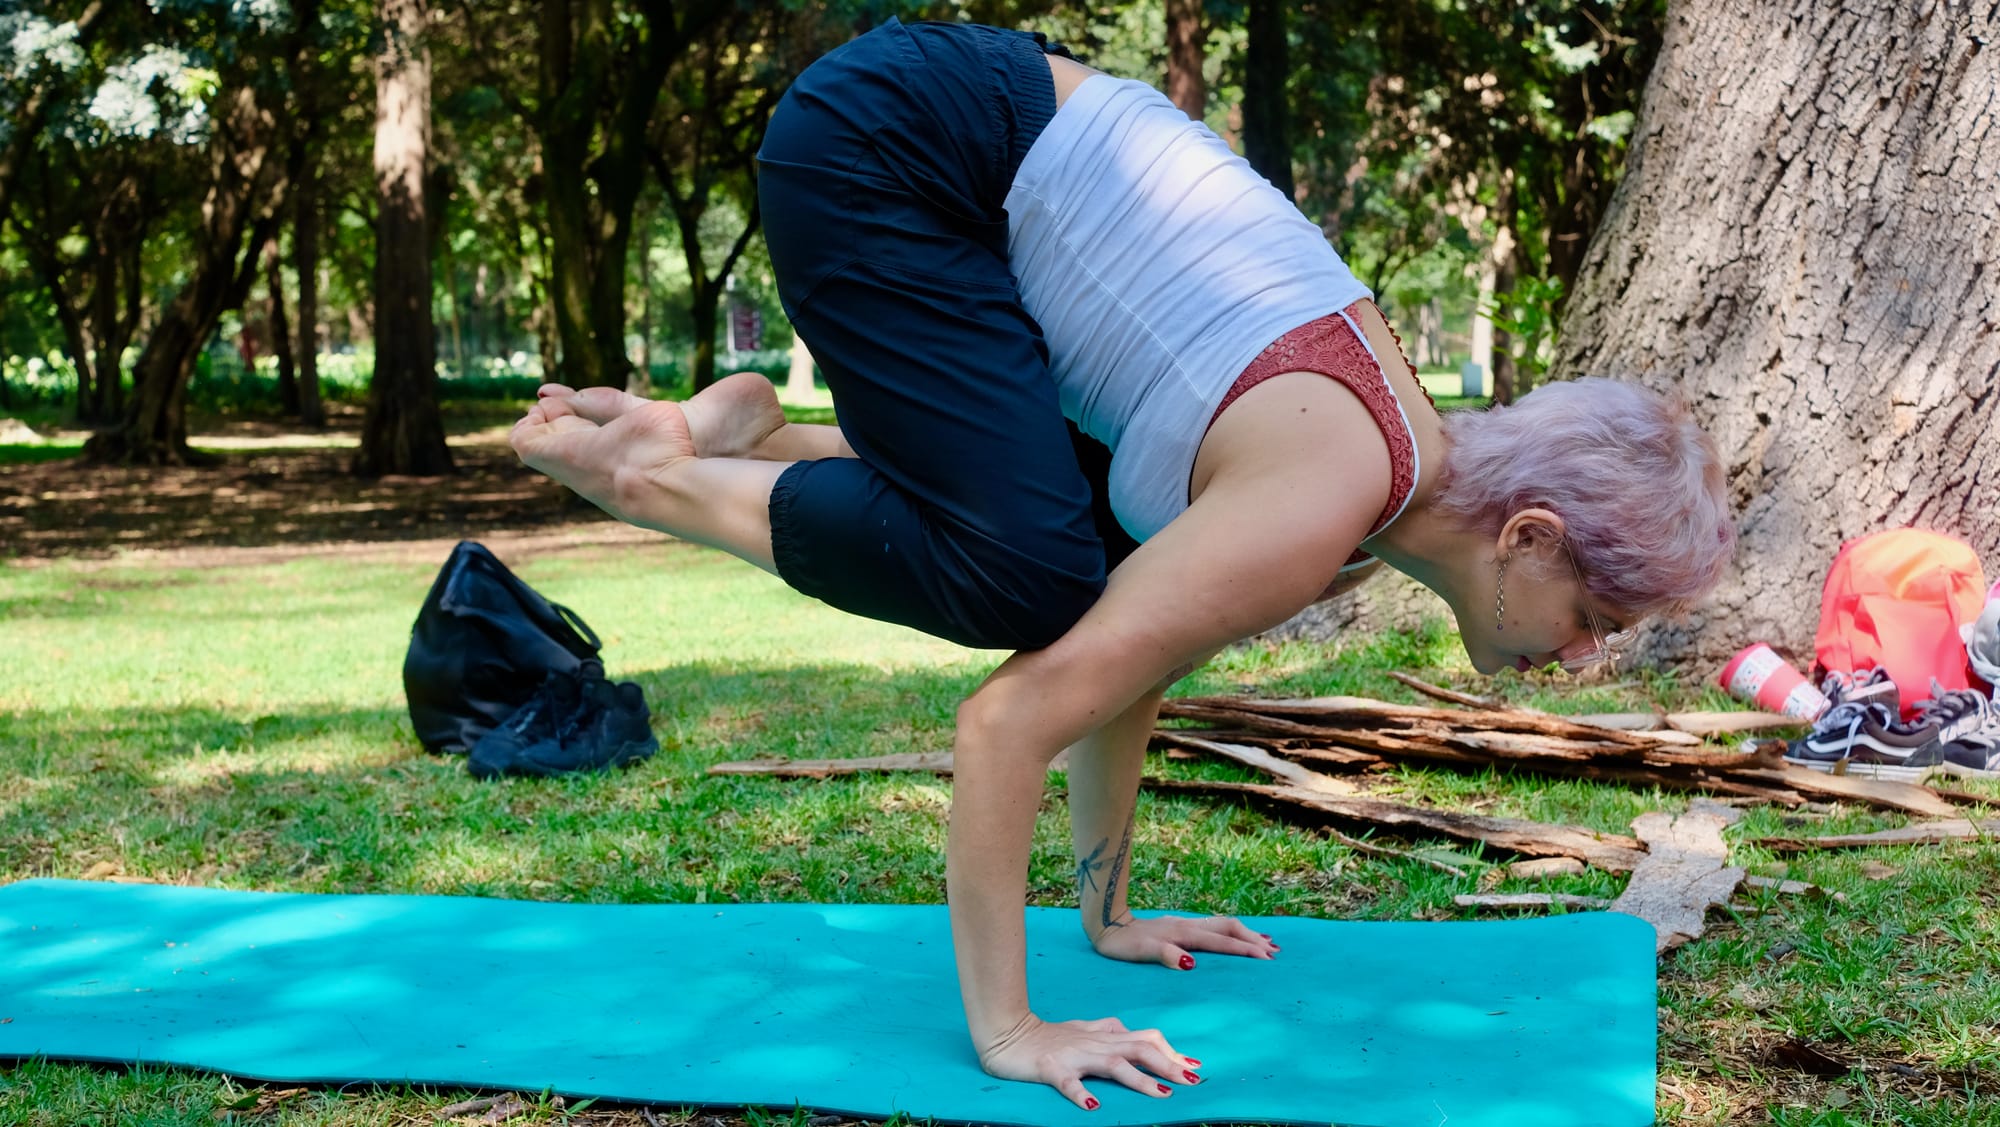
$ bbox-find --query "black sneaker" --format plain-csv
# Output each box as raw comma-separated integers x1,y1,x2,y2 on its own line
468,661,657,779
1783,698,1943,781
467,661,599,780
563,675,660,773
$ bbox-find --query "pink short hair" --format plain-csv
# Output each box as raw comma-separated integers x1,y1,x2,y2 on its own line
1433,377,1735,618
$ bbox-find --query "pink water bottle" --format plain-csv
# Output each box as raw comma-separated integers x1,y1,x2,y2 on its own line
1718,643,1830,721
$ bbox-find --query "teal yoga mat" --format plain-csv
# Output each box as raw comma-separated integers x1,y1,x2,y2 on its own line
0,879,1655,1126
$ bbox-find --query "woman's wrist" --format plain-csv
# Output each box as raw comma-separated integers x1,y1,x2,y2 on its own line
1084,905,1136,946
975,1009,1041,1069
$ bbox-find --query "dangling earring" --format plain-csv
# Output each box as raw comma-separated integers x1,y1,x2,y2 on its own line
1495,556,1508,632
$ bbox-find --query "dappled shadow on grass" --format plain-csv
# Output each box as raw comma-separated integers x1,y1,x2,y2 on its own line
0,660,986,902
0,443,611,559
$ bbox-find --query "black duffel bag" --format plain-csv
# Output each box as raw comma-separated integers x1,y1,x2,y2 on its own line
404,540,602,754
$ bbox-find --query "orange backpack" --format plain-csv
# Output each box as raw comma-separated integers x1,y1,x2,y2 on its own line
1814,528,1989,716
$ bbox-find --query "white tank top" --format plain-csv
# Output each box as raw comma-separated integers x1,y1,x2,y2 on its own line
1004,75,1373,542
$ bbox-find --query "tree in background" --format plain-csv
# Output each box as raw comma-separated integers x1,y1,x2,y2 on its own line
1284,0,1663,400
1237,0,1289,197
650,3,847,393
357,0,452,476
1554,0,1998,668
9,110,160,424
0,3,108,228
80,0,325,464
2,2,161,424
456,0,734,390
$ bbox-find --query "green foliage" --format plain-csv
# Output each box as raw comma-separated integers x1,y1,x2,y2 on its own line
1482,274,1566,386
0,352,80,408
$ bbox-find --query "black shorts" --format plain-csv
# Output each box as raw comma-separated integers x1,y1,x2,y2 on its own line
758,19,1133,651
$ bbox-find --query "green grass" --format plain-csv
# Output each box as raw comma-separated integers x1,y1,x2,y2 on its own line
2,543,1997,1124
0,443,82,464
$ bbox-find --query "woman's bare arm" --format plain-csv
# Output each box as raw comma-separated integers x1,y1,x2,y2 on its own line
947,373,1393,1106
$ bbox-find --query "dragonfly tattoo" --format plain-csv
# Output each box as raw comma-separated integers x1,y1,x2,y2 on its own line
1076,820,1134,931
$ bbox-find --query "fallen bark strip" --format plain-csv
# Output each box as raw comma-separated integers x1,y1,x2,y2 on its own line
1164,695,1664,747
1159,695,1952,816
1454,892,1613,910
1749,766,1959,819
1611,802,1747,954
1150,734,1358,794
1142,777,1648,872
1261,737,1795,803
1389,672,1509,710
1506,857,1587,879
709,751,957,778
1756,819,2000,852
706,749,1072,777
1158,732,1388,770
1386,674,1800,738
1659,711,1802,736
1742,875,1840,900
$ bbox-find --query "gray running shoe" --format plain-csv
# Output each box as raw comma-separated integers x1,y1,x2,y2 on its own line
1928,689,2000,780
1819,667,1900,713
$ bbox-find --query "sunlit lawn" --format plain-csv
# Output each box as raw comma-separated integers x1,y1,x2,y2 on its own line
1,539,1996,1125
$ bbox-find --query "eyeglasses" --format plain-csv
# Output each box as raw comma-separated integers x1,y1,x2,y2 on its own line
1557,539,1636,675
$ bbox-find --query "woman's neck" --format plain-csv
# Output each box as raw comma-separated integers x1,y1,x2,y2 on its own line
1361,495,1486,613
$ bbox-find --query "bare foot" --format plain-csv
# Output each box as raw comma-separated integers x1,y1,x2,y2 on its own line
511,388,696,522
681,372,789,459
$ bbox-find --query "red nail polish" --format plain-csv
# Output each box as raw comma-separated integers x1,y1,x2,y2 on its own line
1184,1057,1202,1067
1178,954,1195,970
1157,1083,1171,1094
1184,1070,1200,1082
1084,1098,1099,1111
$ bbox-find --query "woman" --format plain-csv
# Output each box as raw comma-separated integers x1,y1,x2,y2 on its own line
511,18,1734,1110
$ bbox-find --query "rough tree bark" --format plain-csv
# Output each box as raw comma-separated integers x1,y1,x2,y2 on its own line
1553,0,1999,669
1163,0,1208,119
357,0,452,477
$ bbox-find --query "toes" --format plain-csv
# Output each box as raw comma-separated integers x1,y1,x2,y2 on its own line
562,387,650,425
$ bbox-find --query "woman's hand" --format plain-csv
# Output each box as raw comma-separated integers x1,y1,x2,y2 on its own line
1090,912,1277,969
978,1012,1202,1110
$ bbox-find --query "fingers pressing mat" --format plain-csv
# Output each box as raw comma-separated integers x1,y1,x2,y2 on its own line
0,880,1654,1126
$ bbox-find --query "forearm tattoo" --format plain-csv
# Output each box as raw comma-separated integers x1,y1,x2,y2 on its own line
1076,819,1135,931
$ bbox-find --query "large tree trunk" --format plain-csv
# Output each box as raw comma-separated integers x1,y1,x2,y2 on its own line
1163,0,1207,119
294,149,326,428
1553,0,2000,671
357,0,452,477
92,190,142,422
264,234,299,415
1240,0,1291,199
